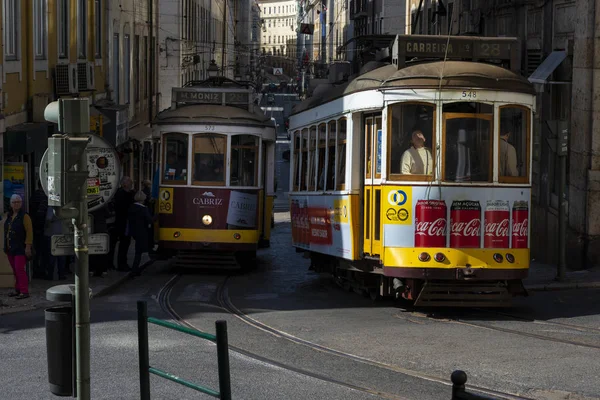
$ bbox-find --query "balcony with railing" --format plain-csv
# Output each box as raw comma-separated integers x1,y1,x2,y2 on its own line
349,0,368,20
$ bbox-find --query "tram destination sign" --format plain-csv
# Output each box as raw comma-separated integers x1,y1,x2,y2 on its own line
172,88,250,106
392,34,519,71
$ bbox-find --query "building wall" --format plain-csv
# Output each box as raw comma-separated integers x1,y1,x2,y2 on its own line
259,0,297,57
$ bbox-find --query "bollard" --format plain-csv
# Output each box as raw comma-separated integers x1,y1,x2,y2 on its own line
216,320,232,400
451,370,468,399
138,301,151,400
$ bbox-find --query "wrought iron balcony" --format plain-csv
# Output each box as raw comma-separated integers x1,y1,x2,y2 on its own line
349,0,368,20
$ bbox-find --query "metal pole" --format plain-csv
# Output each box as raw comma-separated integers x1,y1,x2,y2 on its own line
137,301,151,400
450,370,467,400
215,320,232,400
558,153,567,280
73,101,91,400
148,0,153,122
221,0,227,75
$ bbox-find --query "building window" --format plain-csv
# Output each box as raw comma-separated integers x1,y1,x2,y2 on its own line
57,0,68,59
230,135,259,186
143,36,148,98
95,0,102,58
124,34,131,104
3,0,19,60
134,35,140,102
113,34,120,103
78,0,87,58
192,134,226,185
33,0,47,60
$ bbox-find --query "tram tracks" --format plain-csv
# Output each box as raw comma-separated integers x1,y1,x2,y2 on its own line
156,273,533,400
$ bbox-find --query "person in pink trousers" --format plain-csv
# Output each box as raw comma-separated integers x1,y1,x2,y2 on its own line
4,194,33,299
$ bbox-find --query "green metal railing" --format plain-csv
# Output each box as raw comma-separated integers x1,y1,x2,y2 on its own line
137,301,232,400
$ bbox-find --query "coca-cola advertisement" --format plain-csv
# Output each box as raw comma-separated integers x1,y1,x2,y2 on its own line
512,200,529,248
484,200,510,248
414,200,447,247
450,200,482,248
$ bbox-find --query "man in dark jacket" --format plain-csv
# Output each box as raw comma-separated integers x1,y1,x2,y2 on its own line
108,176,135,271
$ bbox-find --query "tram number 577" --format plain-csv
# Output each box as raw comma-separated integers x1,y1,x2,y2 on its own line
461,90,477,99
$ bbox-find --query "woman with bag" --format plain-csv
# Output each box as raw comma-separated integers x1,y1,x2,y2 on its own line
4,194,33,299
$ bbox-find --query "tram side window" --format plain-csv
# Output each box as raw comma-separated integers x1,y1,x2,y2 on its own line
192,134,226,185
163,133,189,184
499,107,529,182
389,103,435,179
337,118,347,189
230,135,259,186
293,131,300,191
307,126,317,190
443,102,493,183
300,129,308,190
317,124,326,190
326,121,336,190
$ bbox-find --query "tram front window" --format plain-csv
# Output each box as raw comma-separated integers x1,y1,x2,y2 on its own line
389,103,435,179
192,134,226,185
443,103,493,183
163,133,188,184
499,107,529,182
230,135,259,186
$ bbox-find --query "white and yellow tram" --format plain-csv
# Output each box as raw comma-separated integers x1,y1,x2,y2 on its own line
288,35,535,306
153,80,276,268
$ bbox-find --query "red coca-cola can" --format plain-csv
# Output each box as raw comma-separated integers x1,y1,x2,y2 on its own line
414,200,447,247
512,201,529,248
484,200,510,248
450,200,482,248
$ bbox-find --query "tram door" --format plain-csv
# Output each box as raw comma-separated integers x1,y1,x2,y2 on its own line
363,116,383,257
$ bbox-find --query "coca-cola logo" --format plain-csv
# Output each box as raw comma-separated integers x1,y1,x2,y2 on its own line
415,218,447,236
512,218,528,236
485,219,509,237
451,219,481,237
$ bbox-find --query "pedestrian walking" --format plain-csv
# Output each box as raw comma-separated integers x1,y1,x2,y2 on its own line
108,176,135,271
4,194,33,299
127,191,153,276
43,206,67,280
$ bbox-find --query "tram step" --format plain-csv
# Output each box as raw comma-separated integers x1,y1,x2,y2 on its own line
173,251,240,269
414,282,512,308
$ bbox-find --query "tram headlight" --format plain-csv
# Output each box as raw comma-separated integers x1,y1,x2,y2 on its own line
233,233,241,240
202,215,213,226
505,253,515,263
434,253,445,262
173,231,181,238
418,252,431,262
493,253,503,263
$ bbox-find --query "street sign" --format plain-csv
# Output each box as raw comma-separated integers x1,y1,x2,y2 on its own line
273,68,283,75
51,233,110,256
300,23,314,35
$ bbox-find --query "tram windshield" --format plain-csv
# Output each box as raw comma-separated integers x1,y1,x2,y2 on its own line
389,103,435,180
163,133,188,184
230,135,259,186
499,106,529,181
193,134,226,185
443,102,493,183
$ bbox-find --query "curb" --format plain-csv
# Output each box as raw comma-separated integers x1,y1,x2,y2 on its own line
525,281,600,292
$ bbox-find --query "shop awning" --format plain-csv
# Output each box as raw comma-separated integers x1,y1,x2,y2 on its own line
128,124,154,142
528,51,567,84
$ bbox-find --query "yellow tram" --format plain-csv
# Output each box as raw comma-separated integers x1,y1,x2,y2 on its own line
288,35,535,306
153,79,276,268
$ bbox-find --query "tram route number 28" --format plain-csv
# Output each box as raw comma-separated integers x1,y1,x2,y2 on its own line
461,90,477,99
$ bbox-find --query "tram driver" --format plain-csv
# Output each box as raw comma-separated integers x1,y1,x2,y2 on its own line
400,130,433,175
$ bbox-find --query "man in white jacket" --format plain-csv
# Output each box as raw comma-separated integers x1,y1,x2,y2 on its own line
400,130,433,175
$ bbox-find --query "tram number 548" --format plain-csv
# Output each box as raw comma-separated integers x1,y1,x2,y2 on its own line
462,90,477,99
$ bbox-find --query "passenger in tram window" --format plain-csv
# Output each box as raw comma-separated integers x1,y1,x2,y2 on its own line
196,157,224,182
499,128,518,177
400,130,433,175
164,151,186,181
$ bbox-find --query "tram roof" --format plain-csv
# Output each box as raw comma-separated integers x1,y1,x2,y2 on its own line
291,60,535,116
153,104,273,127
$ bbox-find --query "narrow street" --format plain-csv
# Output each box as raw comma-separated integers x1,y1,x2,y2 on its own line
1,213,599,399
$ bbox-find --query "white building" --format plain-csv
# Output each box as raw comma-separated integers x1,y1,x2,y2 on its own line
259,0,298,57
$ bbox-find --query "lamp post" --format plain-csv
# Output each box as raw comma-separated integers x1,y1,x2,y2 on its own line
207,59,219,78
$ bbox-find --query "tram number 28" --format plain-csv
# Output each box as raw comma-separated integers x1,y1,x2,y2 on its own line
461,90,477,99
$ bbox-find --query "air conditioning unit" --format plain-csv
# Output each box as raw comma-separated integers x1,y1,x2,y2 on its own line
55,63,79,95
32,94,51,122
77,61,95,91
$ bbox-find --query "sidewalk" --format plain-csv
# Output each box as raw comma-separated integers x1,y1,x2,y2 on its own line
524,261,600,292
0,244,152,316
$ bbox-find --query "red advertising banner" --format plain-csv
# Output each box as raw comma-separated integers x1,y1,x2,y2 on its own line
308,207,333,246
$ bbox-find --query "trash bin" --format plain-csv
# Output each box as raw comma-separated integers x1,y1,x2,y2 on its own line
45,306,73,397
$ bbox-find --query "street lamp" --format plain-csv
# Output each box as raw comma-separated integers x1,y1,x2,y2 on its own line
207,60,219,78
